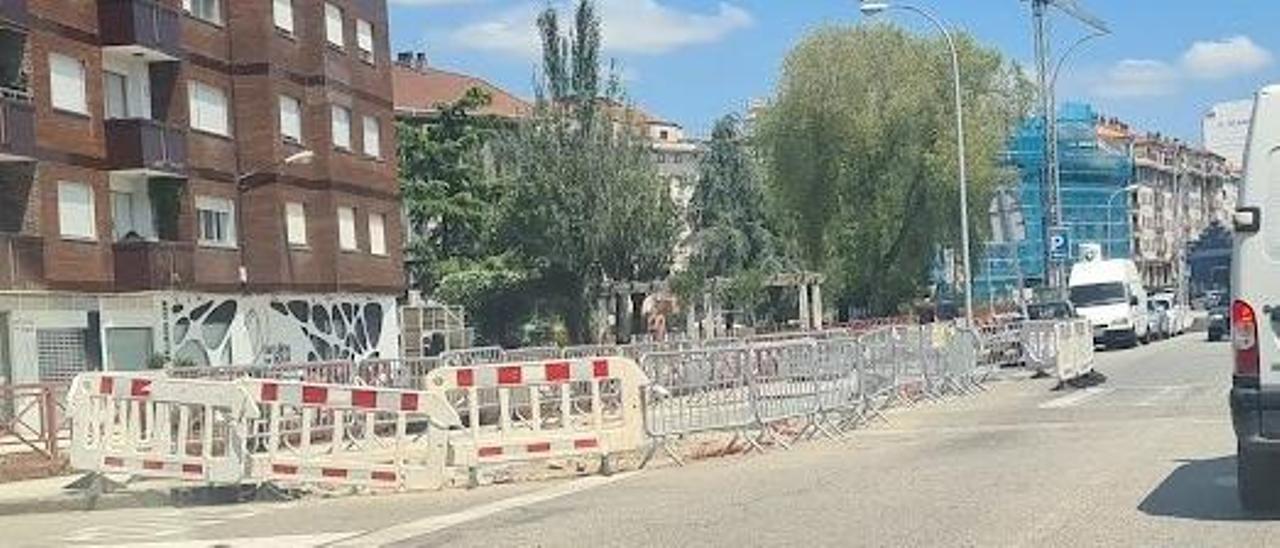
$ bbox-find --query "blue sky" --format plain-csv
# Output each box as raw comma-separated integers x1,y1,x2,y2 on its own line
387,0,1278,142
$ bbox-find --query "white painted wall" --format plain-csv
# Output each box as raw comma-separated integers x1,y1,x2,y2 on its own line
101,52,152,119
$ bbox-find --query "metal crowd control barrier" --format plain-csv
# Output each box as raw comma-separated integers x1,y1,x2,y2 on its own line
244,379,460,491
640,347,755,466
423,357,649,483
439,346,504,368
68,373,258,484
812,337,871,434
748,341,821,446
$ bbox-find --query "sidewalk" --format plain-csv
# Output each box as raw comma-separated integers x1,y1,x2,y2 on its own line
0,474,180,516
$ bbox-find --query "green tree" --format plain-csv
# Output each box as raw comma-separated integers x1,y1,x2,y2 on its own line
495,0,677,343
683,114,787,321
757,24,1031,316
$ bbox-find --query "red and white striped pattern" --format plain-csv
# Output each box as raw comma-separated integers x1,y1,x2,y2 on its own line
474,437,602,463
263,462,401,487
99,455,207,480
440,359,613,389
90,375,157,399
251,381,428,412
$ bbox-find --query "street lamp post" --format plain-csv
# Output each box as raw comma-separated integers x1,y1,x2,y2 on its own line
234,150,316,284
1105,184,1140,258
860,1,974,327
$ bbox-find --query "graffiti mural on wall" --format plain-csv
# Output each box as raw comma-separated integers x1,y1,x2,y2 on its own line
163,293,397,367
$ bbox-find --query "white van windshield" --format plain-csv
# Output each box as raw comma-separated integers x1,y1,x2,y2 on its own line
1069,283,1128,307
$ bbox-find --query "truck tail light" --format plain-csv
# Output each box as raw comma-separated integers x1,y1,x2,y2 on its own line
1233,299,1260,378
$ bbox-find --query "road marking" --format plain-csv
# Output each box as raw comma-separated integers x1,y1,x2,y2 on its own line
84,532,361,547
1038,387,1112,409
328,473,637,547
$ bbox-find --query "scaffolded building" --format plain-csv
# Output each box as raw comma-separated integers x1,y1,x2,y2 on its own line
977,103,1133,302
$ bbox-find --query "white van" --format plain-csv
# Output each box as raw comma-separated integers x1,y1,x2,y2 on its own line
1068,258,1149,349
1231,84,1280,510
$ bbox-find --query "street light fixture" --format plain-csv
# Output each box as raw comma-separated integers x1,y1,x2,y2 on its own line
1105,184,1140,257
859,0,974,327
234,149,316,284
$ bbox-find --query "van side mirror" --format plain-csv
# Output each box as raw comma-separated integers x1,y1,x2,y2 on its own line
1235,207,1260,233
1130,296,1139,306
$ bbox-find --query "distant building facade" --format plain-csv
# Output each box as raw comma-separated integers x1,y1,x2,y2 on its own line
1202,99,1253,173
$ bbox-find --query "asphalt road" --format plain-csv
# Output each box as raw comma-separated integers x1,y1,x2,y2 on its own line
3,333,1272,547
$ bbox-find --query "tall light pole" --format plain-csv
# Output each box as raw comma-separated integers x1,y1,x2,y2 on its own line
860,1,973,327
1105,184,1140,257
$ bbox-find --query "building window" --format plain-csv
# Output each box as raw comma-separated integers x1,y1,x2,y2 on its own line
189,81,229,136
356,19,374,62
273,0,294,34
325,3,344,48
103,71,128,119
183,0,221,25
196,196,236,247
285,202,307,247
48,53,87,115
58,181,96,241
331,105,351,150
362,115,380,158
369,213,386,256
279,95,302,143
338,206,357,251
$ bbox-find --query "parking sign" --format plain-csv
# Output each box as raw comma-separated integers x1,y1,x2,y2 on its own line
1049,226,1070,261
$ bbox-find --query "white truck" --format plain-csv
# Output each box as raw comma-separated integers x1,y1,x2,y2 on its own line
1068,258,1149,349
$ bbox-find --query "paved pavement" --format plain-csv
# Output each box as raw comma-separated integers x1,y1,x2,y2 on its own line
2,333,1273,547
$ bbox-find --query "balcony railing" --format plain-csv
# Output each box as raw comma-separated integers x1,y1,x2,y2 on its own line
0,0,28,27
0,233,43,290
113,240,194,291
98,0,181,60
0,87,33,161
104,118,187,174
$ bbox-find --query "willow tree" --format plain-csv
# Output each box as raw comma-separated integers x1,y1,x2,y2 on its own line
756,24,1033,316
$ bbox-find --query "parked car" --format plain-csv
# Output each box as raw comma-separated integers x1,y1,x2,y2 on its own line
1207,306,1229,342
1026,301,1076,321
1147,300,1172,340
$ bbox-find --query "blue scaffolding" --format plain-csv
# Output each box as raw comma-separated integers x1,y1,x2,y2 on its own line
975,102,1133,303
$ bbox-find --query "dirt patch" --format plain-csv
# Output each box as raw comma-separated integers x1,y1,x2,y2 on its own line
0,452,69,484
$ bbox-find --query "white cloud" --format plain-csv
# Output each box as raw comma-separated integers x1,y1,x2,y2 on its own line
448,0,752,58
1092,59,1179,99
1181,36,1273,80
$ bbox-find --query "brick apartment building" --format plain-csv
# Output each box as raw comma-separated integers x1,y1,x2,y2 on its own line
0,0,402,383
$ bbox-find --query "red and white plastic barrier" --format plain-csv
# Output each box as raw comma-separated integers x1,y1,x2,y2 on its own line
68,373,259,484
422,357,649,474
243,379,461,491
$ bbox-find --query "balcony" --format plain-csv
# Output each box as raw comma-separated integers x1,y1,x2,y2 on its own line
98,0,180,61
0,0,27,28
104,118,186,175
113,240,194,291
0,233,43,290
0,89,33,162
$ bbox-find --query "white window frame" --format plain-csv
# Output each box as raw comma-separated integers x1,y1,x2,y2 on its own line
331,104,351,151
195,195,236,248
337,206,358,251
325,3,344,49
58,181,96,241
273,0,294,35
279,94,302,143
362,115,380,159
368,213,386,256
285,202,308,248
48,53,87,115
183,0,222,25
356,19,374,62
103,70,128,119
189,81,229,137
